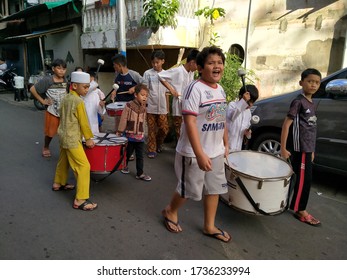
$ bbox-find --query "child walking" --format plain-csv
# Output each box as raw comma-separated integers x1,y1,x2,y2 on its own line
162,46,231,242
116,84,151,181
226,84,259,152
280,68,322,226
52,71,98,211
143,50,169,158
30,58,68,157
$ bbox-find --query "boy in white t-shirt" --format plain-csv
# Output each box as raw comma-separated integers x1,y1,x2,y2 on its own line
82,71,106,135
226,84,259,152
158,49,199,141
161,46,231,243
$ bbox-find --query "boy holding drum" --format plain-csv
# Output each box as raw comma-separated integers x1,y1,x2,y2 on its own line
161,46,231,242
52,71,98,211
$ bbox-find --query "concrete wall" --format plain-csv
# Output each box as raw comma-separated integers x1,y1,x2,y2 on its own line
44,25,83,77
202,0,347,98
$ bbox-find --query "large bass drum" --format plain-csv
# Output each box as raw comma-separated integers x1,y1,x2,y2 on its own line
83,132,127,174
220,151,293,215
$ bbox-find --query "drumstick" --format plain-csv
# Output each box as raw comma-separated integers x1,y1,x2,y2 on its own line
117,91,130,95
103,84,119,101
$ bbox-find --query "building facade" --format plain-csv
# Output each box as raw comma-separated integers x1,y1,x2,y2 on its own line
0,0,346,97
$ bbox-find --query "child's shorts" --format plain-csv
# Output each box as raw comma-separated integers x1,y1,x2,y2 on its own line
44,111,59,137
175,153,227,201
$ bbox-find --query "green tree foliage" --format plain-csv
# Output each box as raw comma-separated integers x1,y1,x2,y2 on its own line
140,0,180,32
195,7,226,24
220,53,259,102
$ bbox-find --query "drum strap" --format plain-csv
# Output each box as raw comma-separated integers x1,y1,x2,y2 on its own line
234,176,272,216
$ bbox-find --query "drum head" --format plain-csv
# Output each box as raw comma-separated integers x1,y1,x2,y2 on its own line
226,150,292,180
106,102,127,110
92,132,127,145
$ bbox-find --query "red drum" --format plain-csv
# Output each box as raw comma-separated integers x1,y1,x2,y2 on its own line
84,133,127,174
106,102,127,117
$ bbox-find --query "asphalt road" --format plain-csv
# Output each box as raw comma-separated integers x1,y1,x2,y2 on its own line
1,93,347,261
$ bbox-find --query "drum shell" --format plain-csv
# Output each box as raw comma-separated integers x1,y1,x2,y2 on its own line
106,102,127,117
221,151,293,215
84,133,127,174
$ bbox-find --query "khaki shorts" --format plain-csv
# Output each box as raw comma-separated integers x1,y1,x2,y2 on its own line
175,153,227,201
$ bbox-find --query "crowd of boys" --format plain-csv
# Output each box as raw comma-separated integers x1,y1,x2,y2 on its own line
30,46,321,243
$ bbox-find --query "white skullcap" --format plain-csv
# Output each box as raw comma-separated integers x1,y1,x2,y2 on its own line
71,71,90,84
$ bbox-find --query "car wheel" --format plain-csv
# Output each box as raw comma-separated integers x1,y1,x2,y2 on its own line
252,132,281,156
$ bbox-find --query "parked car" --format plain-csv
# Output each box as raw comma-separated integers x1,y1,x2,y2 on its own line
248,67,347,176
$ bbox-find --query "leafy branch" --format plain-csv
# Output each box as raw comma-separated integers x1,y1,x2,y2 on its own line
140,0,180,32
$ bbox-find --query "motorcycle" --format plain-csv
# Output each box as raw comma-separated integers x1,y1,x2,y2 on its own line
0,66,17,91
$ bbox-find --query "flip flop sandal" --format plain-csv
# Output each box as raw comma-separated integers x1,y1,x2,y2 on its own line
203,228,232,243
162,210,182,233
147,152,157,159
73,199,98,211
128,154,135,161
42,149,51,157
294,213,321,227
52,184,75,191
136,174,152,181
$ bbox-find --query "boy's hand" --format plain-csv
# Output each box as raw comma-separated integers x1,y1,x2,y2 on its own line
244,129,252,139
99,100,105,107
196,153,212,172
171,89,180,98
110,90,116,102
85,139,95,148
281,148,291,160
129,86,135,94
43,98,53,106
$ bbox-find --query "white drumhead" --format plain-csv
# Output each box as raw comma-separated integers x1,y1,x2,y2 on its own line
106,102,127,110
226,150,292,179
92,132,127,145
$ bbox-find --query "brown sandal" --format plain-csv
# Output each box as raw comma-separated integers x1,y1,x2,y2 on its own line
73,199,98,211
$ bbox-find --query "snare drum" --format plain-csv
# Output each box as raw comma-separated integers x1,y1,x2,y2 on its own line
84,133,127,174
106,102,127,117
221,151,293,215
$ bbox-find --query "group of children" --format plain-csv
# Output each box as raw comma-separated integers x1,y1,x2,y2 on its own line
30,46,321,242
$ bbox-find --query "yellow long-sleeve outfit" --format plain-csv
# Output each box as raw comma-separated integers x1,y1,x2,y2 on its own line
54,91,94,200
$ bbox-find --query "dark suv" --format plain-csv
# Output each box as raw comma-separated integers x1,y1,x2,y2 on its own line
249,68,347,176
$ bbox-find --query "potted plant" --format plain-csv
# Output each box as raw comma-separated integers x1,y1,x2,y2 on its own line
140,0,180,33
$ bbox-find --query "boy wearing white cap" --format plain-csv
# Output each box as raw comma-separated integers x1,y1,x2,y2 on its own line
52,71,98,211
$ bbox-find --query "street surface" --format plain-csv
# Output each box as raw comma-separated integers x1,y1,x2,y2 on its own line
0,93,347,260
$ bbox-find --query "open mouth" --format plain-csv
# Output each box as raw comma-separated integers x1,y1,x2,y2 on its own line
212,69,221,76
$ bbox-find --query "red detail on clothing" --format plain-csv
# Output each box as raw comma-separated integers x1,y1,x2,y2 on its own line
294,153,306,212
